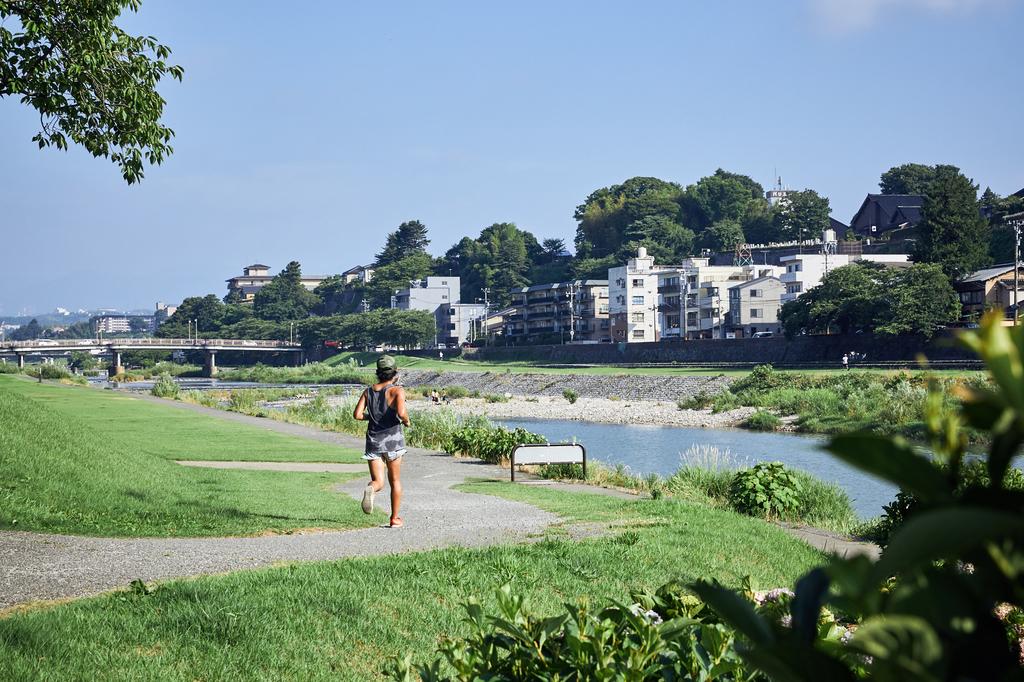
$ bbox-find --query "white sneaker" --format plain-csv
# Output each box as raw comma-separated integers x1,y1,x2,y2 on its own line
361,483,375,514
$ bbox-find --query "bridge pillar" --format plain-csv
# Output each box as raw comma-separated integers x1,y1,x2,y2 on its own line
294,351,305,366
16,353,24,369
204,350,218,378
109,350,124,377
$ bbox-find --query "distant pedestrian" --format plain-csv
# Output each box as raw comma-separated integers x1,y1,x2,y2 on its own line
842,353,849,371
430,389,440,404
353,355,410,528
438,349,444,361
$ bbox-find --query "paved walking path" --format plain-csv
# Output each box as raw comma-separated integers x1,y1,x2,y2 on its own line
0,395,878,611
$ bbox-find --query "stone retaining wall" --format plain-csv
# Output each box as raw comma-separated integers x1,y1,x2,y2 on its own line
398,370,733,402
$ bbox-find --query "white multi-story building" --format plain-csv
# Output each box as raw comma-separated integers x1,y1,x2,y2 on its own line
609,247,782,342
779,253,909,303
608,248,666,343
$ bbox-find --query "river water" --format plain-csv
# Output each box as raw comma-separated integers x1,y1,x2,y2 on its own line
496,418,897,519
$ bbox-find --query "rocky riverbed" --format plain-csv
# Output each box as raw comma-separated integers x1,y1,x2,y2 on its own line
407,395,757,428
395,369,734,402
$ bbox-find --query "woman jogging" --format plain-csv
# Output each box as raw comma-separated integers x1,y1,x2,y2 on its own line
353,355,410,528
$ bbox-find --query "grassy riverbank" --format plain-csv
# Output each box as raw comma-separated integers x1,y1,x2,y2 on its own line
0,376,375,536
0,485,823,680
685,364,981,439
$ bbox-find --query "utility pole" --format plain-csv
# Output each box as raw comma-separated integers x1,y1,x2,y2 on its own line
568,282,578,343
679,271,686,341
1009,213,1024,325
482,287,490,346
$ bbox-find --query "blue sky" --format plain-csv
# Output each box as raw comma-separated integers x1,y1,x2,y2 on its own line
1,0,1021,315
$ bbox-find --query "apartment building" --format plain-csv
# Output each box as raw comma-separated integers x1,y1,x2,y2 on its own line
226,264,328,302
342,264,374,284
505,280,610,343
727,277,786,337
439,302,488,347
656,261,781,340
90,315,156,335
608,248,664,342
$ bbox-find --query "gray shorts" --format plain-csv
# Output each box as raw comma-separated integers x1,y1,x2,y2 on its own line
363,449,405,463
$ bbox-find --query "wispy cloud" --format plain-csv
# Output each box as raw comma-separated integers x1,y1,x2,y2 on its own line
809,0,1003,32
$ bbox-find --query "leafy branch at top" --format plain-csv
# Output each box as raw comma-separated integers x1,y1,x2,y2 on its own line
0,0,183,183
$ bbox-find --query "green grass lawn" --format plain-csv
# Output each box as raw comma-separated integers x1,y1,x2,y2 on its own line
0,376,376,537
0,483,824,681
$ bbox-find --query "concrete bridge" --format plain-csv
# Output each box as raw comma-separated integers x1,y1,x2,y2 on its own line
0,338,304,377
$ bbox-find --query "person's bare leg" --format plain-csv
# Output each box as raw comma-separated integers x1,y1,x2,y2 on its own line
386,456,403,526
362,459,386,514
367,459,386,492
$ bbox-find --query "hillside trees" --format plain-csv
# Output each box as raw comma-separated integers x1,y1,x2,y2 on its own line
774,189,831,242
913,165,990,279
574,177,684,259
0,0,183,183
252,261,320,322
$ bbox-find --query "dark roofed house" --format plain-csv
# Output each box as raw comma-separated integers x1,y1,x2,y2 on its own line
1013,188,1024,199
829,216,849,236
849,194,925,238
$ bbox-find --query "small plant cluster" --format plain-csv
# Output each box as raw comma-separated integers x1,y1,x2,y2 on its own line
677,391,715,410
728,461,803,519
392,580,857,681
484,393,510,403
562,388,579,404
448,424,546,464
218,363,370,385
150,373,180,399
743,410,781,431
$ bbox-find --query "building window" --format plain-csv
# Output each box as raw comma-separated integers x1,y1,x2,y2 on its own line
448,308,456,316
632,329,645,339
687,275,697,285
449,323,456,330
632,278,644,287
751,308,763,319
442,294,448,300
686,312,697,326
750,289,761,298
787,283,803,294
631,295,645,305
631,312,645,322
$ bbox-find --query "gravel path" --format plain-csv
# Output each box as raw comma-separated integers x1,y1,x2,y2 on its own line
0,399,563,610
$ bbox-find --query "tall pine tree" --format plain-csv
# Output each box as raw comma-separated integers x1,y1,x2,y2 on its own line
375,220,430,266
913,166,990,279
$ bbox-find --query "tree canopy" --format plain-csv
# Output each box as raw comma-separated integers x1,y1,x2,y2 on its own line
374,220,430,267
252,261,320,322
913,165,990,279
780,262,959,338
0,0,183,183
774,190,831,242
879,163,937,195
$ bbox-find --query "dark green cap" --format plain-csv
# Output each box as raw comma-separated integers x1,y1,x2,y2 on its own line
377,355,397,371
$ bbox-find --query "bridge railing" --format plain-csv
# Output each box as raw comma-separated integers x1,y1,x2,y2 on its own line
2,338,302,351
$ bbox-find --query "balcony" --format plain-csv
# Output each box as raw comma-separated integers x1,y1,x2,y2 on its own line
526,326,555,334
657,284,682,294
505,313,524,321
526,296,556,305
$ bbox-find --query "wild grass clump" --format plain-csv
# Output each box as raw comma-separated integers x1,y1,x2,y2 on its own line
743,410,781,431
218,363,371,385
150,373,180,399
562,388,579,404
677,391,714,410
180,390,219,407
485,393,510,403
121,362,201,380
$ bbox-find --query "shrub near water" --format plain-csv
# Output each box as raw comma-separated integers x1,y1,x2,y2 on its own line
728,462,802,520
150,373,180,399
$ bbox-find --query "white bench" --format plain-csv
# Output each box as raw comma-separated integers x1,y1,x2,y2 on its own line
510,443,587,482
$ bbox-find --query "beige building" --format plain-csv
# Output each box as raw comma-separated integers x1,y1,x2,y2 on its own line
955,264,1024,321
608,248,664,343
226,264,327,302
505,280,610,343
342,264,374,285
